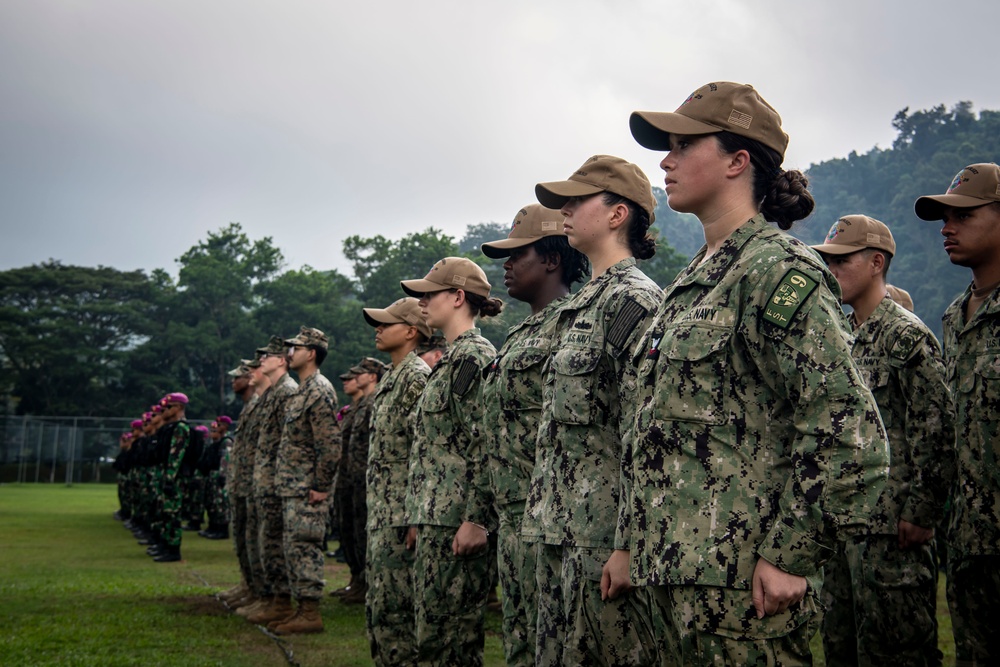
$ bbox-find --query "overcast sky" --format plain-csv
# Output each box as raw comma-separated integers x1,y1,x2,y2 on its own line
2,0,997,278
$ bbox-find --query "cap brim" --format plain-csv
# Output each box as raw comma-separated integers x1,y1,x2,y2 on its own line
481,237,544,259
810,243,865,256
914,193,994,221
630,111,723,150
400,278,447,298
535,180,604,210
362,307,404,328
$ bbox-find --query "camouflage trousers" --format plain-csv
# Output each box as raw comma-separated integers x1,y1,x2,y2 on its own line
497,501,536,667
336,482,363,576
366,526,417,667
256,494,290,597
230,495,254,590
204,471,228,527
535,543,656,667
946,552,1000,667
821,535,941,667
245,497,268,596
648,581,819,667
158,471,183,548
282,495,330,601
413,524,490,667
180,472,204,525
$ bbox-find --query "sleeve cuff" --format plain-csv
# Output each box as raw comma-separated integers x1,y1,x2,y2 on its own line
757,520,833,577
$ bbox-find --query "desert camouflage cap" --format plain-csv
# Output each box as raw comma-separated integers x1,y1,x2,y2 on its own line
811,215,895,256
350,357,388,376
481,204,566,258
362,297,433,338
256,335,287,356
535,154,656,219
338,370,356,381
630,81,789,158
227,359,253,377
401,257,492,298
914,163,1000,221
284,326,329,351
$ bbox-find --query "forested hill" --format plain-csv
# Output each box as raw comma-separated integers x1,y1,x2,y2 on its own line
652,102,1000,339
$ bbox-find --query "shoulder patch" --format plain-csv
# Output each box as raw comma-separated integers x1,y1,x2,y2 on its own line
763,269,818,329
889,326,921,362
452,358,480,398
607,296,649,352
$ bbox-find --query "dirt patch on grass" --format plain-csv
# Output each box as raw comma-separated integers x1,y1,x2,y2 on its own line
158,594,231,616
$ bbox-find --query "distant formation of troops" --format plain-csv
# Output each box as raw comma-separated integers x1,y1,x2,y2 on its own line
112,81,999,667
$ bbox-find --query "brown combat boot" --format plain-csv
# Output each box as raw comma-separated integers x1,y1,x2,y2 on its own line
271,599,323,635
235,597,268,617
341,577,367,605
247,595,294,625
228,593,258,610
218,582,249,604
329,573,358,598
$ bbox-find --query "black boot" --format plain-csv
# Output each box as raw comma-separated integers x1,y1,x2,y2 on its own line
153,545,181,562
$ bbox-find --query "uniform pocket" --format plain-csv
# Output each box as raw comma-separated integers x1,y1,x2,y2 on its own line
655,324,732,424
550,347,602,425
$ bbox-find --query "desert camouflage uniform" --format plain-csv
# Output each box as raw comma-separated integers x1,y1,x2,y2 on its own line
941,285,1000,666
407,329,496,667
274,371,341,601
822,296,955,667
523,258,661,667
620,216,889,666
366,351,429,667
253,373,299,598
160,420,191,548
480,296,567,667
230,394,264,594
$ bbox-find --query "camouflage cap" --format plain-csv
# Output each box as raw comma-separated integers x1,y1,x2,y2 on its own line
885,284,914,312
481,204,566,259
338,369,356,381
349,356,388,376
401,257,492,298
362,297,433,338
811,215,895,256
914,163,1000,221
535,154,656,219
630,81,789,159
284,326,329,351
256,335,287,356
416,333,448,355
227,359,253,377
246,355,263,368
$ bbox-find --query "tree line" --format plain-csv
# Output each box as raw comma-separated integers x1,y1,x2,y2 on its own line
2,100,993,419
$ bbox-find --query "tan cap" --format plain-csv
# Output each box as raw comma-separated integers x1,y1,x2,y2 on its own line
885,284,914,312
811,215,895,256
283,326,329,351
535,155,656,219
401,257,492,298
362,297,433,338
481,204,565,259
630,82,789,159
914,163,1000,221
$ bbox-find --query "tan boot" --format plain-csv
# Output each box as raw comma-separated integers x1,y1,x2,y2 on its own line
229,593,258,610
218,582,249,603
271,599,323,635
236,597,268,617
341,577,367,605
247,595,294,625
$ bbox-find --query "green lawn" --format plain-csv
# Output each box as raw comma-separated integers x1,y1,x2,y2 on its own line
0,484,955,666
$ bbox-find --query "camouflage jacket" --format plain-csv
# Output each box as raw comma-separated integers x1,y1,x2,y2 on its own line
481,296,568,507
367,351,429,530
523,258,662,548
942,283,1000,556
273,371,341,497
252,373,299,496
851,296,955,534
620,215,889,589
229,394,263,497
345,394,373,489
406,328,496,529
219,434,233,477
164,420,191,482
334,401,357,492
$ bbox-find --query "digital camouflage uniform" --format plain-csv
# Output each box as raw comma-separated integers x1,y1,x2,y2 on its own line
274,370,341,602
480,296,568,667
159,420,191,549
523,258,661,667
229,394,264,594
366,351,429,667
407,329,496,667
344,393,373,580
335,398,362,579
822,296,955,667
253,373,299,598
620,216,890,666
941,285,1000,666
205,433,232,529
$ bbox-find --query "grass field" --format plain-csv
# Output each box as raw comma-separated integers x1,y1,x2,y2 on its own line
0,484,956,666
